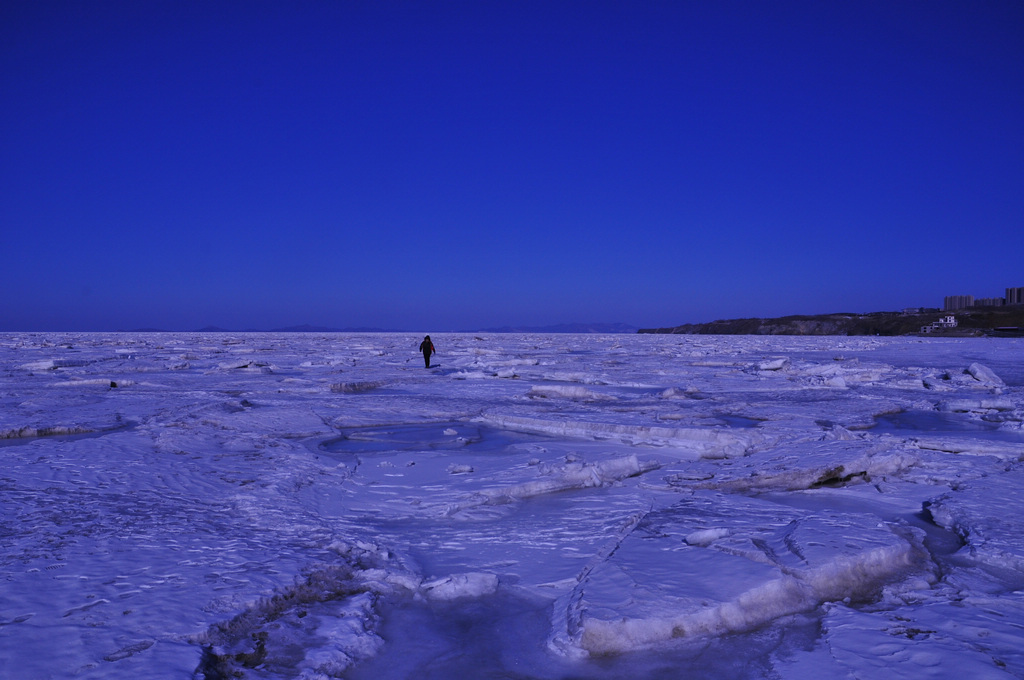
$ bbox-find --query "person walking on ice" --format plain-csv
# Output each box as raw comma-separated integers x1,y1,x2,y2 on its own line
419,335,435,368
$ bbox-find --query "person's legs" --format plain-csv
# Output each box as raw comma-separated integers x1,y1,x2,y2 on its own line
423,352,430,368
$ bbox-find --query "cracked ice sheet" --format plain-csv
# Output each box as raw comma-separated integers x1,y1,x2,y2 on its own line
1,332,1023,679
316,428,669,590
558,490,934,655
773,593,1024,679
926,469,1024,579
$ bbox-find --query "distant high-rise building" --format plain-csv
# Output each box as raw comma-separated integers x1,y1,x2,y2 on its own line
1007,287,1024,305
944,295,974,311
976,298,1005,307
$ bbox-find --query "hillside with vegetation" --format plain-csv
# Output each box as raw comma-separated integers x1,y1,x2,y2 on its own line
640,307,1024,336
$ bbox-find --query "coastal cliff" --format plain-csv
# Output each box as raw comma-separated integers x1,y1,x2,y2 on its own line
639,308,1024,336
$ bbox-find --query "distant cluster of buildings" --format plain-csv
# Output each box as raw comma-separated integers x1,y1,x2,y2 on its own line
944,287,1024,311
920,316,958,333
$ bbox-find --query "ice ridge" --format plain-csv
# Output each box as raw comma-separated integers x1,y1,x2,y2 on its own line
477,411,760,457
576,538,925,655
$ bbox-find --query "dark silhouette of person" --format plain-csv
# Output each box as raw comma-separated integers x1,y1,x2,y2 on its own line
419,335,435,368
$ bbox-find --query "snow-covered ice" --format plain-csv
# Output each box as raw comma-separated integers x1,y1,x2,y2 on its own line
0,332,1022,678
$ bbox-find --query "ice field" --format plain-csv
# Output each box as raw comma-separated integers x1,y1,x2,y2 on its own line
1,332,1023,679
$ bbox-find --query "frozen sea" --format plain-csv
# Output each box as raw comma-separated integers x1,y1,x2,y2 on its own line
1,332,1022,679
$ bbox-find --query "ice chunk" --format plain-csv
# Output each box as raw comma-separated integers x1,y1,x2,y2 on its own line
659,386,699,399
684,527,731,546
757,357,790,371
420,572,499,601
478,411,761,458
331,381,386,393
528,385,614,400
298,593,385,677
910,437,1023,459
938,398,1016,413
966,363,1005,387
0,424,95,439
19,357,93,371
453,454,659,512
216,359,276,373
923,376,955,391
701,440,921,493
53,378,135,388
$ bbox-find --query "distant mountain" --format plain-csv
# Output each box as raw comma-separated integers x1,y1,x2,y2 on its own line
128,322,638,334
271,324,405,333
473,322,638,334
187,324,399,333
271,324,346,333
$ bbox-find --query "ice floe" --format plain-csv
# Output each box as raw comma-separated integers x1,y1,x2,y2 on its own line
0,332,1022,679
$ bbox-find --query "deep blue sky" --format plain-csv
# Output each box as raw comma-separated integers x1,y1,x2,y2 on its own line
3,1,1022,331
